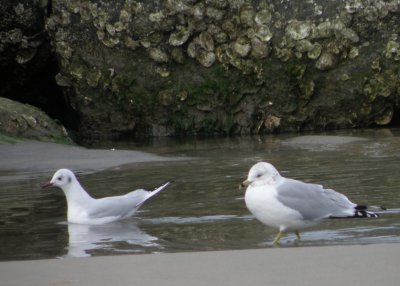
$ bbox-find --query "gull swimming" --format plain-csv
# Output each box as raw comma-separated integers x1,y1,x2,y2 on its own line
43,168,171,225
241,162,380,244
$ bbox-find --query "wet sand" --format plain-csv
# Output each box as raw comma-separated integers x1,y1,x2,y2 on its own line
0,139,185,181
1,243,399,286
0,135,367,178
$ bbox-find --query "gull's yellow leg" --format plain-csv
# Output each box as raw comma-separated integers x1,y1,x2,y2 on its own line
272,231,283,244
295,230,301,240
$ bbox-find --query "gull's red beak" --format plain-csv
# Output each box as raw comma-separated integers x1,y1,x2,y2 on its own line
42,181,53,189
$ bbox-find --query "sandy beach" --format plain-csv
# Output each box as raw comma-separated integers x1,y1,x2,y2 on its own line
1,243,399,286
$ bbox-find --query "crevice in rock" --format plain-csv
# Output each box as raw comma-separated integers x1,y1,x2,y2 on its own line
1,43,79,137
0,0,79,139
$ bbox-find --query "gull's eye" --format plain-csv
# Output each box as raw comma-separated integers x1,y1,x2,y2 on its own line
57,177,62,181
256,173,262,178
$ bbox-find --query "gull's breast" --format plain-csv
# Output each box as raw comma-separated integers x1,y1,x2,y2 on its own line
245,184,305,230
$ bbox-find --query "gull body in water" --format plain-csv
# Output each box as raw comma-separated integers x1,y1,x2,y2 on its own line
43,169,171,225
241,162,381,244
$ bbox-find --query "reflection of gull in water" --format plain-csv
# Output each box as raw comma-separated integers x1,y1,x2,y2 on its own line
65,221,160,258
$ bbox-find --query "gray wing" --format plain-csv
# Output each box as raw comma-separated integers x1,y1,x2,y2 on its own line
87,190,149,219
276,178,356,220
87,181,171,219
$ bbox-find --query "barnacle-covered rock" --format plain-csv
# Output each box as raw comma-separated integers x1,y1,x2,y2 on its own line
124,36,140,50
171,47,186,64
295,40,313,53
187,40,199,58
0,97,70,142
215,44,231,64
206,0,228,9
15,48,37,64
32,0,400,140
363,6,379,22
254,25,273,42
105,23,116,36
371,58,381,71
165,0,191,14
239,4,255,27
140,39,151,48
364,71,399,98
214,31,229,44
93,9,109,30
263,115,281,132
385,40,400,60
345,0,364,14
275,46,292,62
197,50,216,67
169,27,191,46
148,48,169,63
207,24,228,44
255,9,273,25
232,36,251,57
299,79,315,100
86,69,102,88
205,6,225,21
307,43,322,59
100,35,120,48
250,37,270,59
286,20,312,41
315,52,337,70
156,66,170,77
198,31,214,51
348,46,359,59
326,41,342,55
176,90,188,101
192,2,205,20
374,106,394,125
149,11,166,23
313,21,333,38
338,27,359,43
158,90,174,106
119,9,131,24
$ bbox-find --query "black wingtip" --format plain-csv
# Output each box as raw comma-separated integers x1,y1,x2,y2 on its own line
330,208,380,219
354,210,379,218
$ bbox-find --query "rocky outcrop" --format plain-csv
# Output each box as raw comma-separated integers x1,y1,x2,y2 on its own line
0,97,70,142
0,0,79,136
3,0,400,141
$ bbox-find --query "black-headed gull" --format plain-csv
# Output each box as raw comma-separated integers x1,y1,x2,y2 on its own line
241,162,380,244
43,168,171,225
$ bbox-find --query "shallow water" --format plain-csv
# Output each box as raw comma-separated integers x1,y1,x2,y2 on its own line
1,129,400,260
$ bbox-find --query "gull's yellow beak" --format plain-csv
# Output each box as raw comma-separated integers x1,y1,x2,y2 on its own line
239,179,250,190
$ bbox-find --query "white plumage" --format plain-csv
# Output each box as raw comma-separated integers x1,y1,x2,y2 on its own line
242,162,379,244
43,169,171,225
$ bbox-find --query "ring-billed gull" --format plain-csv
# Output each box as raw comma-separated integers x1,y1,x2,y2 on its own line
42,169,171,225
241,162,380,244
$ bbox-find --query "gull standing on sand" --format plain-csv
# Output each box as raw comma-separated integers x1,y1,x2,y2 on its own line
43,169,171,225
241,162,380,244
